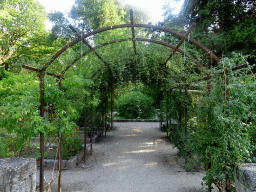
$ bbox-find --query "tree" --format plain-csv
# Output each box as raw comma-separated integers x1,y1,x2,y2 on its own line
163,0,254,32
161,0,256,61
0,0,47,70
48,11,73,42
70,0,151,31
70,0,125,31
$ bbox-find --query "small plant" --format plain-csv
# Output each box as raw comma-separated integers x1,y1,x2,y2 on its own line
60,127,82,160
183,156,202,172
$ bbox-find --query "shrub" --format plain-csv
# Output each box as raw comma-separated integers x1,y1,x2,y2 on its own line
60,128,82,160
115,91,154,119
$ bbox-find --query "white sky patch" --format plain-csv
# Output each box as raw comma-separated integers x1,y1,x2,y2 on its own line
38,0,75,13
37,0,184,29
122,0,184,24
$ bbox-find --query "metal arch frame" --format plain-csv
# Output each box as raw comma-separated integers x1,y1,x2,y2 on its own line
41,24,220,72
22,11,249,192
61,38,209,80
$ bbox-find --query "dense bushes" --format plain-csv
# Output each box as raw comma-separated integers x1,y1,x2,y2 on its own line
115,91,154,119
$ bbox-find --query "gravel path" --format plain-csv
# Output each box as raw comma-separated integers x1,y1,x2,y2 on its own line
43,122,216,192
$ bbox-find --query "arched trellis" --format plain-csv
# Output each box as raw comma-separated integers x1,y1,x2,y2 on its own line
60,37,211,87
22,10,226,192
61,38,208,77
40,25,220,73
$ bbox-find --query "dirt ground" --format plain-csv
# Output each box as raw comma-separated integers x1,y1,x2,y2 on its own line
39,122,217,192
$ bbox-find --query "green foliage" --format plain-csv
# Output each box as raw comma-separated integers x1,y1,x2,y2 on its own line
48,11,73,42
164,90,193,157
162,0,256,61
70,0,124,30
0,0,48,70
194,54,255,190
0,71,50,156
115,91,154,119
0,71,43,133
0,70,88,158
162,53,256,191
0,129,15,158
61,128,82,160
1,3,255,192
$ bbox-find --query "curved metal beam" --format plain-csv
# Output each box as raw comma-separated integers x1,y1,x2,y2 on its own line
61,38,208,77
42,24,220,71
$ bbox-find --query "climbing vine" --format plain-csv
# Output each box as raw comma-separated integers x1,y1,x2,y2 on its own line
161,52,256,191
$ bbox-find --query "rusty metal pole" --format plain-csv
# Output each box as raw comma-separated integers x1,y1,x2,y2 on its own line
84,99,87,162
185,86,188,136
39,70,45,192
163,24,195,66
39,132,44,192
101,89,104,139
58,78,62,192
91,88,93,155
166,90,169,137
111,90,113,129
104,87,107,138
179,88,182,127
91,87,94,130
90,130,93,155
58,132,62,192
207,74,212,94
184,86,188,165
160,90,163,130
169,89,172,134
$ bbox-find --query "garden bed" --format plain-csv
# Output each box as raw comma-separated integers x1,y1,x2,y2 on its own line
35,131,102,169
36,144,92,170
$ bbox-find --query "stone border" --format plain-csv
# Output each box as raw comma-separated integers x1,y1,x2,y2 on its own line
90,131,102,143
0,158,36,192
236,163,256,192
38,144,91,170
35,130,102,169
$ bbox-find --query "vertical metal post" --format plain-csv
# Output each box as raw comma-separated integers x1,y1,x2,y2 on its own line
184,86,188,165
101,89,104,139
179,88,182,127
111,90,113,129
90,131,93,155
207,74,212,94
58,132,62,192
91,87,94,138
39,70,45,192
58,78,62,192
185,87,188,136
160,94,162,130
39,132,44,192
84,101,87,162
104,88,107,138
169,89,172,133
166,90,169,137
